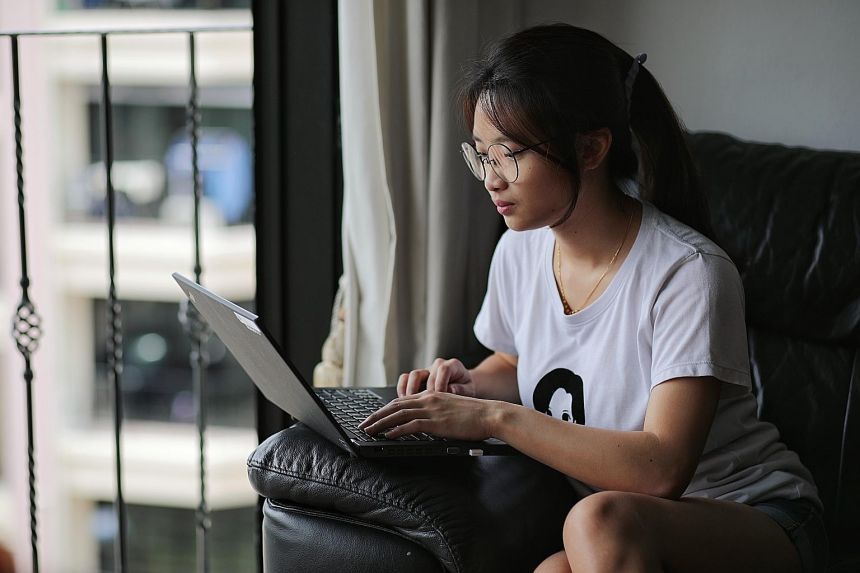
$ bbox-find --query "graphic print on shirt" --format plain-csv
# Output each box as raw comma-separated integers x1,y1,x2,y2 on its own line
532,368,585,424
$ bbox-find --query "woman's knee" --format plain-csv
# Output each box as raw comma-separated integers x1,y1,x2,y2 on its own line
534,550,571,573
563,491,648,546
562,492,660,571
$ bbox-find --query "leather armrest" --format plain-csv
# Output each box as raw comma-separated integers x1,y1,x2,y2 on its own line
262,498,444,573
248,423,580,572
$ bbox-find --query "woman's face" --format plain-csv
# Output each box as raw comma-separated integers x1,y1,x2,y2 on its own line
472,102,573,231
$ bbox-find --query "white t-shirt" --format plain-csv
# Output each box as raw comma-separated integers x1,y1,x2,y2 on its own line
474,199,821,508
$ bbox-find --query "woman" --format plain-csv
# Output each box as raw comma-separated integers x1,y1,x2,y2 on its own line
359,24,825,573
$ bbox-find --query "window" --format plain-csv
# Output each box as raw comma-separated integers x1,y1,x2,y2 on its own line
95,503,255,573
0,4,256,568
93,299,256,427
66,85,253,226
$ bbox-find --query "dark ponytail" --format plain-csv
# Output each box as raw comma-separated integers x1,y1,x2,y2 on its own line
460,23,714,240
627,64,714,239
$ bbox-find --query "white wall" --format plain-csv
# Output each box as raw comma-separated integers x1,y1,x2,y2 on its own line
525,0,860,152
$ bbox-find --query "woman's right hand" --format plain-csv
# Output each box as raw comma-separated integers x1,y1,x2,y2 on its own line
397,358,476,397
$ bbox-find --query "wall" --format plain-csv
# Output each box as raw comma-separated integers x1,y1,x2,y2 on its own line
524,0,860,152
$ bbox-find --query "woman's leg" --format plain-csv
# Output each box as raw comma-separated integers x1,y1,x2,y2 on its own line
561,491,802,573
535,550,571,573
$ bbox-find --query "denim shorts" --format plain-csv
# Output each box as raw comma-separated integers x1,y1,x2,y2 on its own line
751,498,829,573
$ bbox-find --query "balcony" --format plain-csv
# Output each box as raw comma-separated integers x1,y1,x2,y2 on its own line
0,3,257,572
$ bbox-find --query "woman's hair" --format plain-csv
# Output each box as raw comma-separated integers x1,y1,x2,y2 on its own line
460,23,713,238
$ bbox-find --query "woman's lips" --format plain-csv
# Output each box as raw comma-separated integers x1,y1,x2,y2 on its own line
495,200,514,215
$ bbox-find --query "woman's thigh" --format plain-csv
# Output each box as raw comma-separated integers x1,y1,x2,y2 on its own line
563,491,802,573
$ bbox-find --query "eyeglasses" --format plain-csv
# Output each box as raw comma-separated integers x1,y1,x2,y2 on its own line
460,140,549,183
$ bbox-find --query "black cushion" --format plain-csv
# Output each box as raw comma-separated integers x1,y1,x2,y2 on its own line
689,131,860,567
248,424,580,573
262,498,443,572
687,132,860,343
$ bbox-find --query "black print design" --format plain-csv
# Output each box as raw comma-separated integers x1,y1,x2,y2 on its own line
533,368,585,424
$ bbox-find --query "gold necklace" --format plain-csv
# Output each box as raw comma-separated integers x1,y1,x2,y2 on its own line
555,204,635,315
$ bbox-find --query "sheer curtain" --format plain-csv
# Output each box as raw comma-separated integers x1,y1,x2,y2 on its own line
330,0,523,388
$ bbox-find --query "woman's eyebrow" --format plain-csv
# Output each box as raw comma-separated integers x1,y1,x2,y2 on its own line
472,135,514,144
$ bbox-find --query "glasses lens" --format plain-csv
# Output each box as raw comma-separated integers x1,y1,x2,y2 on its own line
460,143,484,181
488,144,518,182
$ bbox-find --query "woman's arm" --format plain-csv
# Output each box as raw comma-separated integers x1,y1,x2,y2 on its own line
362,375,721,500
492,376,722,499
469,351,520,403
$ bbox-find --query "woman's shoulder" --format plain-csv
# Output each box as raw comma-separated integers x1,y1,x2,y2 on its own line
638,202,744,294
643,201,736,268
487,228,551,288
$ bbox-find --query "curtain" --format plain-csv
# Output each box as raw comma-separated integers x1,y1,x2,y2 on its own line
325,0,524,389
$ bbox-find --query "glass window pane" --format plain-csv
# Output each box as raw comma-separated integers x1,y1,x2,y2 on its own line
95,503,255,573
92,299,256,427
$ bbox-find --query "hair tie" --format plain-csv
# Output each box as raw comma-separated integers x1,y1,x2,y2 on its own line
625,53,648,118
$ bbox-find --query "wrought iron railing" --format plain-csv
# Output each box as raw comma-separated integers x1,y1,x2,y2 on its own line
2,24,252,573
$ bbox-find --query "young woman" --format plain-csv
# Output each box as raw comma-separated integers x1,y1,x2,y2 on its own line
359,24,826,573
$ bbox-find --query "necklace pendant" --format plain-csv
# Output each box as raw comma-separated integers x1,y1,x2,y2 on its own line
562,300,575,315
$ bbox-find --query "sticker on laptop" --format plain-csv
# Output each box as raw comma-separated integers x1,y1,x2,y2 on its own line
235,312,262,335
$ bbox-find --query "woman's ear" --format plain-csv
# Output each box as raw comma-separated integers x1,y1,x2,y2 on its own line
576,128,613,171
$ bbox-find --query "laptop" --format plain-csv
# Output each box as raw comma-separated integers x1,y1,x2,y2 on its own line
172,273,516,457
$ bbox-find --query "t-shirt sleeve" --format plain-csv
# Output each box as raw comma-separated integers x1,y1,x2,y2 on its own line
473,233,518,356
650,252,751,389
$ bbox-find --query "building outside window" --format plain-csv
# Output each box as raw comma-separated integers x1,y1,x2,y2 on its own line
0,1,256,571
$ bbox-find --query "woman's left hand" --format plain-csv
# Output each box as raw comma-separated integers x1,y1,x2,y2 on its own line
358,391,500,441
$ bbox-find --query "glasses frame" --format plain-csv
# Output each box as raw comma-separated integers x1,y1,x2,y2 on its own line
461,140,550,183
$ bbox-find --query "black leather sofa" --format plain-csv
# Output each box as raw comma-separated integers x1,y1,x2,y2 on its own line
247,132,860,572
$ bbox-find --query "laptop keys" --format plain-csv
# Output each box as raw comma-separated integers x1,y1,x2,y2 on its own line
317,388,439,442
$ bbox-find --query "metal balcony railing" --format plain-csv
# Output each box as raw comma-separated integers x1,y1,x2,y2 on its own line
2,24,252,573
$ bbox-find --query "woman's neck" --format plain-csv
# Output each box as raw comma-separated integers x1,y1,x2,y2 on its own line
552,178,640,271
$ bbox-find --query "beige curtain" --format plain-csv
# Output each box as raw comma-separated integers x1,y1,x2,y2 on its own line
326,0,523,389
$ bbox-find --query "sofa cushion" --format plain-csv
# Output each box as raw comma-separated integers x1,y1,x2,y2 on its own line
261,498,444,572
248,423,580,573
688,131,860,568
687,132,860,344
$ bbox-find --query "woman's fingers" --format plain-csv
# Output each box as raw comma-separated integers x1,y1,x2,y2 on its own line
359,395,415,430
396,373,408,397
401,358,470,395
360,407,427,436
426,358,444,392
360,391,492,442
429,362,451,392
405,369,429,395
428,358,466,392
382,419,428,439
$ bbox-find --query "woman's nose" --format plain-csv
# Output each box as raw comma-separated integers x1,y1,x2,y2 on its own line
483,166,508,193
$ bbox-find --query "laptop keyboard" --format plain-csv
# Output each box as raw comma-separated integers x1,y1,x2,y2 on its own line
315,388,438,442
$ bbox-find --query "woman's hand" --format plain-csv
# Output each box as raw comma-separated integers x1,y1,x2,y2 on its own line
358,391,500,441
397,358,476,397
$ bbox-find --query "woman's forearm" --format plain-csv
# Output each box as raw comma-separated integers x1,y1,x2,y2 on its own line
470,353,520,403
490,402,686,499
